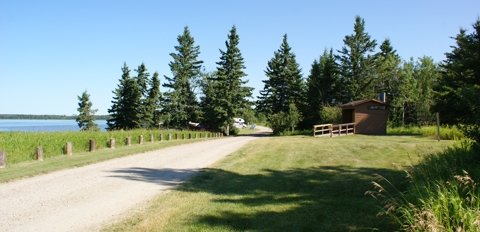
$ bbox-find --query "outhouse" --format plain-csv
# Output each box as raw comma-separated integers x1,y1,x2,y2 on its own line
339,98,388,135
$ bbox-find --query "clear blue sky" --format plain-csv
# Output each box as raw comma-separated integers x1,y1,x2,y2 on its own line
1,0,479,115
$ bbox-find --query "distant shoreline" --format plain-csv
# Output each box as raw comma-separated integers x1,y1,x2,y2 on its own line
0,114,110,120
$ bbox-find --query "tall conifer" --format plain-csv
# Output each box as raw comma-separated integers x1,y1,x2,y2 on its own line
336,16,377,102
162,26,203,129
208,26,253,135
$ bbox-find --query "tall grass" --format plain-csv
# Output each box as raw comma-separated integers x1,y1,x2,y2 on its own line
368,142,480,231
0,130,213,165
388,125,464,140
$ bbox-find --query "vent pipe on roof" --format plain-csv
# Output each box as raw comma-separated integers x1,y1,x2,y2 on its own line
380,92,386,103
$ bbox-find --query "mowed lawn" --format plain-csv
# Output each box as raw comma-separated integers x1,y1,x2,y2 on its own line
103,135,454,232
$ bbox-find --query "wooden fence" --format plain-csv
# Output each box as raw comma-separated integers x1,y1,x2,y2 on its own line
313,123,355,137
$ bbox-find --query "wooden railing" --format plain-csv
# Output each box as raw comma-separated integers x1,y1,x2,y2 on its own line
313,123,355,137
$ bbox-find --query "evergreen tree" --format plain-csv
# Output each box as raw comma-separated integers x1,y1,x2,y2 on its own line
208,26,253,135
162,26,203,129
134,63,152,128
304,48,341,125
76,90,99,131
107,62,143,130
145,72,162,128
434,19,480,144
336,15,377,102
257,34,305,118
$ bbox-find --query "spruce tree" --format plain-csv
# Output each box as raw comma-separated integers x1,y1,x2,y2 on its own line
107,62,143,130
336,15,377,102
162,26,203,129
76,90,99,131
209,26,253,135
135,63,151,128
434,19,480,144
305,48,341,125
145,72,162,128
257,34,305,117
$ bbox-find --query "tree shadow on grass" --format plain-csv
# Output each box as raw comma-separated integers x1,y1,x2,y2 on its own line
180,166,408,231
109,165,407,231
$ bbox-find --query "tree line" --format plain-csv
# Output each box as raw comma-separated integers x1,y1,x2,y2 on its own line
76,16,480,141
0,114,109,120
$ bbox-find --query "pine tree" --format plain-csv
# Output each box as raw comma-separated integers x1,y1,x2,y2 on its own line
162,26,203,129
257,34,304,118
107,62,143,130
76,90,99,131
209,26,253,135
434,19,480,144
134,63,152,128
336,16,377,102
145,72,162,128
304,48,341,125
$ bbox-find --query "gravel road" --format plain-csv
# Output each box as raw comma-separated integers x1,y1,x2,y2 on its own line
0,126,271,232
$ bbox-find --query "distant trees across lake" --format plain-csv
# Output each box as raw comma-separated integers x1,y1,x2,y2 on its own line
0,114,110,120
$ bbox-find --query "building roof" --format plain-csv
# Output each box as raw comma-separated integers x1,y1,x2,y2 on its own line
339,98,387,108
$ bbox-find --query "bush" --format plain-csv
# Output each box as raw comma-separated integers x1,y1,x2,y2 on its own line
320,106,342,124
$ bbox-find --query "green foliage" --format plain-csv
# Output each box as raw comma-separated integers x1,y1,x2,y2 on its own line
205,26,253,135
267,103,303,135
257,34,305,118
368,143,480,231
76,90,99,131
0,130,213,165
336,15,377,102
319,106,342,124
304,48,341,126
162,26,203,129
388,125,465,140
434,19,480,126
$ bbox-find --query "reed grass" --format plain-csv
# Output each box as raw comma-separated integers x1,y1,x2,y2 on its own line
0,130,214,165
388,125,464,140
368,142,480,231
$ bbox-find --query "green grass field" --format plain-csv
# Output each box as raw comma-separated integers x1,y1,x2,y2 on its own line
103,134,454,231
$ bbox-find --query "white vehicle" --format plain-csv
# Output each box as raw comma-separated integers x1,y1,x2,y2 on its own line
233,118,247,128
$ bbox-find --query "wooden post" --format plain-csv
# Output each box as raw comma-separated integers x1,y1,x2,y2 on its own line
160,134,163,141
0,150,6,168
182,134,185,140
150,134,154,142
90,139,95,152
436,112,441,141
200,133,202,138
126,137,131,146
175,133,178,140
139,135,143,145
36,146,43,161
330,125,333,138
66,142,72,156
195,133,197,139
110,138,115,149
189,133,192,139
168,134,172,141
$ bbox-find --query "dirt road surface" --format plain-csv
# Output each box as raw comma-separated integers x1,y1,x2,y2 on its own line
0,126,271,232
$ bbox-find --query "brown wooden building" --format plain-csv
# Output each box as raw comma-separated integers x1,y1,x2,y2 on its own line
339,99,388,135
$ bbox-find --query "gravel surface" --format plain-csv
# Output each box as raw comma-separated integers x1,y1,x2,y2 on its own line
0,126,271,232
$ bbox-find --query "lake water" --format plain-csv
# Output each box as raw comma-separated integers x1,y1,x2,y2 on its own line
0,120,108,132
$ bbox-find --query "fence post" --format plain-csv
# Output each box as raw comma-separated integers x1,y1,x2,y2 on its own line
110,138,115,149
150,134,154,142
168,134,172,141
126,137,131,146
175,133,178,140
194,133,197,139
139,135,143,145
160,134,164,141
90,139,95,152
0,150,6,168
36,146,43,161
182,134,185,140
66,142,72,156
